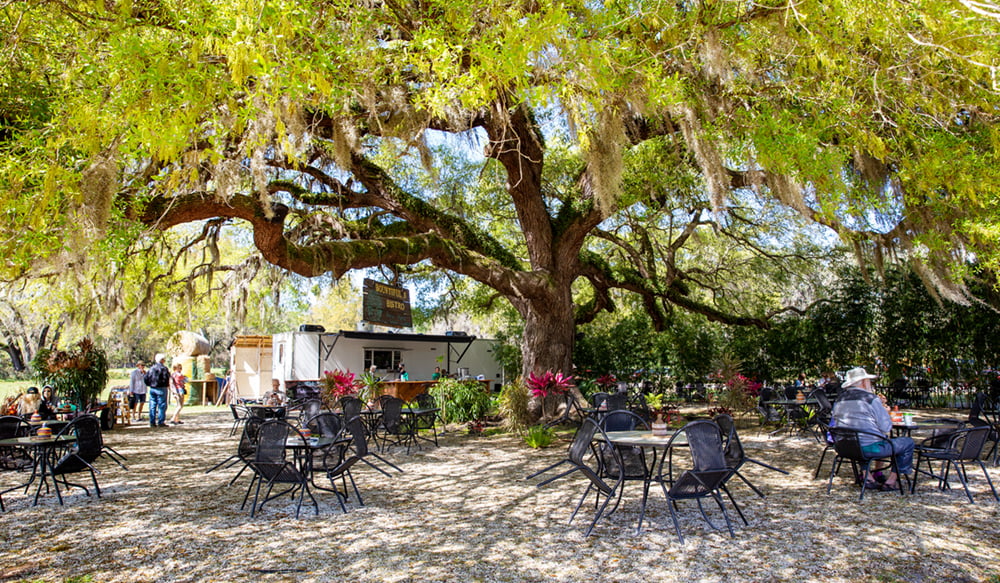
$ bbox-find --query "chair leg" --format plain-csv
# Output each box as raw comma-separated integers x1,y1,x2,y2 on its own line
666,498,685,544
975,459,1000,502
734,470,766,498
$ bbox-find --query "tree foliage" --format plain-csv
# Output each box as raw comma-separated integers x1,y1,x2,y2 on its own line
1,0,999,378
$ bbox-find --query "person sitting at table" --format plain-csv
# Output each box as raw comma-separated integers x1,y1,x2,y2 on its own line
18,386,42,418
18,386,42,417
263,378,286,407
832,366,914,491
37,385,59,420
431,366,442,381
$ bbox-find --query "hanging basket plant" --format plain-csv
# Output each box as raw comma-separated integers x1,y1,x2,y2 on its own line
31,338,109,411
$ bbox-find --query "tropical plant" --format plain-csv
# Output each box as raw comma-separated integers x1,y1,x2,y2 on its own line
31,338,109,410
498,379,532,435
319,369,359,407
524,371,574,399
523,424,556,449
429,378,492,425
357,372,384,404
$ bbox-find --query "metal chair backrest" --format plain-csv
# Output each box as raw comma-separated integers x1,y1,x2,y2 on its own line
950,424,992,461
0,415,30,439
344,415,368,457
590,392,611,408
230,404,248,421
604,393,628,412
685,420,728,472
58,414,102,460
340,397,363,421
300,399,323,423
415,393,435,409
714,413,743,469
600,410,645,433
308,412,342,438
970,392,986,422
255,419,298,466
239,417,265,461
381,397,404,433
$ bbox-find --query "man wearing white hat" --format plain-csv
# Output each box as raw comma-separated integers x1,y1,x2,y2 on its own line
832,366,914,491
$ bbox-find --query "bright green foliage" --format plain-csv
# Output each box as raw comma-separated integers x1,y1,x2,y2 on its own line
429,378,492,424
1,0,999,380
523,424,555,449
31,339,109,410
497,379,532,434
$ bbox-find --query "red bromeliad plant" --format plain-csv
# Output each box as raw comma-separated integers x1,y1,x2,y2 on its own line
321,369,360,401
525,370,574,399
595,374,617,390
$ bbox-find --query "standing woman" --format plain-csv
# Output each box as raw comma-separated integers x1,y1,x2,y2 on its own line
169,363,187,425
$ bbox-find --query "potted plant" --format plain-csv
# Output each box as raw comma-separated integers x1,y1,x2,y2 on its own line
32,338,109,413
319,369,360,408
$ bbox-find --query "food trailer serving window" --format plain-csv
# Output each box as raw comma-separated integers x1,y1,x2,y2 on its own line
364,349,401,371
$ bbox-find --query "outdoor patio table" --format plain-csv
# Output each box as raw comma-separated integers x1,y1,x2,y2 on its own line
284,435,351,495
603,430,689,534
763,399,819,437
0,435,77,506
892,418,963,437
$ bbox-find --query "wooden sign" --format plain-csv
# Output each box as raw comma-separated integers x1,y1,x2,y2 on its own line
362,279,413,328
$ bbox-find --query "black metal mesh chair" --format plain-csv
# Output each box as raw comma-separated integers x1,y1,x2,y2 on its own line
299,399,324,426
308,412,343,439
826,427,907,501
411,393,439,446
532,418,624,537
228,404,250,437
657,420,747,543
912,424,998,503
247,419,318,518
47,415,104,505
598,411,649,513
715,413,787,498
0,415,32,471
321,414,395,512
756,388,782,433
376,397,417,454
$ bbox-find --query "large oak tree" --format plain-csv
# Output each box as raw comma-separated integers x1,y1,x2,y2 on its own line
1,0,999,378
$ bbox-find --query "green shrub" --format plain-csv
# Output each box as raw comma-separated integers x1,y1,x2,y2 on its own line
523,424,555,448
429,378,492,424
497,379,531,434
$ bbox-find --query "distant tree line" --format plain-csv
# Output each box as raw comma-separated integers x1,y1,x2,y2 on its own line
574,265,1000,388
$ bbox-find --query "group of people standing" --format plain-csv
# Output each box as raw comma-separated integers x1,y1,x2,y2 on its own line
127,354,188,427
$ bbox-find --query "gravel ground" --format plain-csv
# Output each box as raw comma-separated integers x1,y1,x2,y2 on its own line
1,409,998,583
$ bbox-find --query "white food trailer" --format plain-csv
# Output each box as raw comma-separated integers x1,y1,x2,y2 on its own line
272,329,503,387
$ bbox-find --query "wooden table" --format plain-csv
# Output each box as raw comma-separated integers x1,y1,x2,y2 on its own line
186,379,218,406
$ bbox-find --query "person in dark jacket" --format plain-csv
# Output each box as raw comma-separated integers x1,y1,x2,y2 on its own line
144,353,171,428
